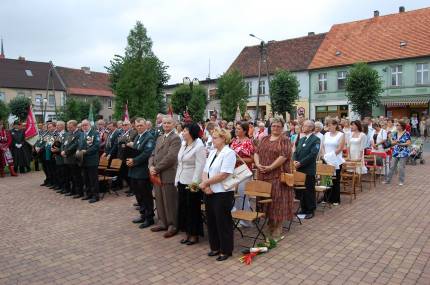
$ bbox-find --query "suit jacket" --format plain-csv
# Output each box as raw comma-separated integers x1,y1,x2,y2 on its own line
128,131,155,179
62,130,81,165
174,138,206,185
293,134,320,175
149,131,181,184
53,130,66,165
104,128,121,158
78,129,100,167
118,129,138,160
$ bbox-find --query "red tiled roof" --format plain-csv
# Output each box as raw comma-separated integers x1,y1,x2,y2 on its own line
56,66,114,97
228,33,326,77
309,7,430,69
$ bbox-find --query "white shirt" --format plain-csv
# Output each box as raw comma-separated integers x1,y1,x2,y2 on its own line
204,145,236,193
175,139,206,185
322,132,345,170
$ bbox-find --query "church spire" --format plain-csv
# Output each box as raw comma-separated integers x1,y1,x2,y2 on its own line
0,38,4,59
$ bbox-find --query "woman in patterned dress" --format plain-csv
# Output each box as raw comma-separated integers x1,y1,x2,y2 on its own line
254,117,294,240
0,121,17,177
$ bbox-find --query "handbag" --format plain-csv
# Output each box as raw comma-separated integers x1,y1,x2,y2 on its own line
150,173,162,186
222,155,253,190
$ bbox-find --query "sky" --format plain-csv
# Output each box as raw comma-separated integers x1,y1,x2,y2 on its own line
1,0,429,84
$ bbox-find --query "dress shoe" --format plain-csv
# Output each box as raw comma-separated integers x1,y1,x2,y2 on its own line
73,194,83,199
81,196,91,200
126,193,134,197
207,251,220,257
216,255,230,262
135,206,141,211
49,185,56,189
150,226,167,232
40,182,48,186
56,189,65,193
64,192,73,197
180,239,189,244
132,217,145,223
139,219,154,229
88,197,100,203
304,213,314,219
133,203,139,207
53,186,61,190
186,239,199,246
163,231,178,238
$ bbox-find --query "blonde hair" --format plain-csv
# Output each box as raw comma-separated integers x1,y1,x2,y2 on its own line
212,127,232,145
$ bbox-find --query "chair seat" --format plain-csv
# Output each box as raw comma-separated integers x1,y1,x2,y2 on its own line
98,175,113,181
315,186,330,192
232,210,265,221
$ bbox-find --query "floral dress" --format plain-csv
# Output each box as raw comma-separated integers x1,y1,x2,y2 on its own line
392,132,411,158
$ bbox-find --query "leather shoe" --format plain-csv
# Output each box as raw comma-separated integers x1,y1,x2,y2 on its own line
135,206,141,211
40,182,48,186
133,203,139,206
304,213,314,219
216,255,230,262
81,196,91,200
132,217,145,223
88,197,100,203
56,190,65,194
54,186,62,190
186,239,198,246
73,194,83,199
126,192,134,197
163,231,178,238
64,192,73,197
150,226,167,232
139,219,154,229
180,239,189,244
208,251,220,257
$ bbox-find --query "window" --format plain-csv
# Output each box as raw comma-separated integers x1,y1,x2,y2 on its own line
391,65,403,86
25,69,33,77
208,89,217,100
417,63,429,85
48,94,55,106
0,92,5,101
258,80,266,95
61,93,66,106
337,71,347,90
107,98,112,109
35,94,42,105
245,82,253,96
318,73,327,91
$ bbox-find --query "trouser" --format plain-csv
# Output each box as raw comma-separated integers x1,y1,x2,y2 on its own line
205,191,234,255
130,178,154,220
119,162,130,188
233,177,252,226
45,159,56,185
33,152,40,171
69,164,83,195
154,183,178,232
411,127,419,137
54,164,65,188
41,157,48,183
301,174,316,214
327,167,342,204
83,166,99,198
386,156,407,183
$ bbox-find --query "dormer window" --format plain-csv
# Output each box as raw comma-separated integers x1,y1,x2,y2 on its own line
25,69,33,77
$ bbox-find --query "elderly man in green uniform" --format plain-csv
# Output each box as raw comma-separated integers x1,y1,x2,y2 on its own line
77,119,100,203
293,120,320,219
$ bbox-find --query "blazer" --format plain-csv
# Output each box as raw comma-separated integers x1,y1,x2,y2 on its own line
149,131,181,184
128,131,155,179
104,128,122,157
293,134,320,176
62,130,81,165
174,138,206,186
203,145,236,193
78,129,100,167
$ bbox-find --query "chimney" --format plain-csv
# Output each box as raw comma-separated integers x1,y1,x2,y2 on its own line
18,56,25,61
308,32,315,36
374,10,380,17
81,66,91,74
0,38,4,59
399,6,405,13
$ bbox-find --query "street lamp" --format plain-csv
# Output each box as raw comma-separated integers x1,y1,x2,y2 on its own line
42,98,48,122
249,33,271,122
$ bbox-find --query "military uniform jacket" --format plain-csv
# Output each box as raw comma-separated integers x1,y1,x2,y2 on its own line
118,129,138,160
104,128,121,158
78,129,100,167
53,130,66,165
62,130,81,165
293,134,320,176
128,131,155,179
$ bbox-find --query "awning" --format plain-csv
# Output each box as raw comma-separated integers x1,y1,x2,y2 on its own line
379,96,430,107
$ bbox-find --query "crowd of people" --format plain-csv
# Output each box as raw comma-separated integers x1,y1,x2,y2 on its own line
0,111,424,261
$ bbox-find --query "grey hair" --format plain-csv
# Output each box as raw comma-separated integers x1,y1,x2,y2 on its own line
315,121,324,130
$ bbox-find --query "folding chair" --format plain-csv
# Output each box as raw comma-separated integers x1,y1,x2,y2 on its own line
340,160,361,203
363,154,381,188
282,171,305,231
98,158,122,199
98,155,109,172
231,180,272,247
315,163,336,212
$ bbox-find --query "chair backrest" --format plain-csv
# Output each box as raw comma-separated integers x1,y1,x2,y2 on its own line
316,164,336,176
244,180,272,198
280,172,294,187
341,161,359,175
293,171,306,186
109,158,122,170
364,154,376,166
99,155,109,167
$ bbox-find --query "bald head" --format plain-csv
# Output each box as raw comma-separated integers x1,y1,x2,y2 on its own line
162,116,175,133
302,120,315,134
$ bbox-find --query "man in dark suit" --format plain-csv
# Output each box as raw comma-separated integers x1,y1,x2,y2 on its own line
149,116,181,238
102,121,121,161
293,120,320,219
77,119,100,203
51,121,66,191
61,120,83,198
127,118,156,228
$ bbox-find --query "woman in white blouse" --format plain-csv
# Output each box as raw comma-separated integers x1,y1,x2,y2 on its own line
348,120,367,174
175,123,206,246
199,128,236,262
321,119,345,205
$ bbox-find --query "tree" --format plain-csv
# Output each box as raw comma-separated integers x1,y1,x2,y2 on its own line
106,21,170,121
345,62,384,118
57,97,101,122
270,69,300,118
217,70,248,121
9,96,31,121
188,85,207,122
0,100,9,121
171,84,192,115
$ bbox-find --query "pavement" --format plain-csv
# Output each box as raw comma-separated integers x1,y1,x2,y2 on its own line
1,150,430,285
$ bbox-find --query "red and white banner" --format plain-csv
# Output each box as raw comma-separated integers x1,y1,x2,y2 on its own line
124,102,129,121
25,105,39,145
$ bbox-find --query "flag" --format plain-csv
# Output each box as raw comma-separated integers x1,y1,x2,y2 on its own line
235,105,242,122
124,102,129,121
25,105,39,146
167,104,173,117
88,103,94,126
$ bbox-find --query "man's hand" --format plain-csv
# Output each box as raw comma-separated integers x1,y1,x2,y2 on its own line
294,161,301,169
126,158,134,167
101,153,106,158
126,142,134,147
149,166,157,176
199,181,209,190
61,151,66,157
202,187,213,195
